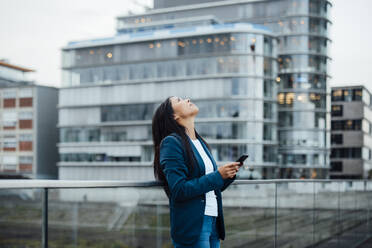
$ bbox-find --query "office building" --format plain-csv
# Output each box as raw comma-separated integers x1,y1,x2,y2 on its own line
0,61,59,179
59,23,278,180
330,85,372,179
59,0,332,180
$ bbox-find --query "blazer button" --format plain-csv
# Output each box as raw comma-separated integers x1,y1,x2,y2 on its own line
201,199,205,202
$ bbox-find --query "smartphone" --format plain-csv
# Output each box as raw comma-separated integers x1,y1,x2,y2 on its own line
236,154,249,166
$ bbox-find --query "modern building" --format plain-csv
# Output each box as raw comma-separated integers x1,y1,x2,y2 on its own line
330,85,372,179
59,23,278,180
59,0,332,180
0,61,59,179
122,0,333,179
0,59,34,87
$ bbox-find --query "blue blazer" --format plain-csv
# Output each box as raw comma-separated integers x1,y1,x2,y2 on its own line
159,133,236,246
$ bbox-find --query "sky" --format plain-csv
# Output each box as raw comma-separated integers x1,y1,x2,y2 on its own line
0,0,371,89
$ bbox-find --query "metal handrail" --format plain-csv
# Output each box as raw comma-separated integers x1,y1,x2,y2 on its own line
0,179,371,189
1,178,371,248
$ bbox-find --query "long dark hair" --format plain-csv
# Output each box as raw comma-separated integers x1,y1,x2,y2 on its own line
152,96,210,198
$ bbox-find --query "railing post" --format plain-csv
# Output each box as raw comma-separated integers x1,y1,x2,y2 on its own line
368,192,370,240
312,182,316,248
274,182,277,248
42,188,48,248
156,204,162,248
337,182,341,247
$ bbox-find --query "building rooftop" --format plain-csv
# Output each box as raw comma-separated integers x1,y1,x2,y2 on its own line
0,60,35,72
116,0,269,19
64,23,274,50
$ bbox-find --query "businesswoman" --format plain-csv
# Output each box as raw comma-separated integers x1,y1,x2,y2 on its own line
152,96,241,248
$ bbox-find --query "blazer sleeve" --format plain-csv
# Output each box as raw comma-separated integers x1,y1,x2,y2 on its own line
160,135,225,202
221,175,236,192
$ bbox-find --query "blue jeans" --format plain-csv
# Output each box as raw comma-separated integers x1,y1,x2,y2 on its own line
172,215,220,248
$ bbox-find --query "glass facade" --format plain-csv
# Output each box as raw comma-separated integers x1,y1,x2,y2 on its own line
60,26,278,179
60,0,332,180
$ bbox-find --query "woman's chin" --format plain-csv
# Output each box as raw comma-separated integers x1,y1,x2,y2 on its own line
193,106,199,115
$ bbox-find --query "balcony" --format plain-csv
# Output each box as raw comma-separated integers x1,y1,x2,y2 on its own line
0,179,371,248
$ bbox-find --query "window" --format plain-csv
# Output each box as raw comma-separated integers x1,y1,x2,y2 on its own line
3,90,17,99
353,89,362,101
283,154,307,164
331,88,363,102
332,89,343,101
343,89,353,102
263,124,273,140
331,147,361,158
354,120,362,130
19,111,33,120
331,105,343,117
264,102,273,119
331,120,362,131
19,134,32,141
264,80,272,97
2,112,17,127
19,88,33,97
330,161,342,172
331,134,343,144
20,156,33,164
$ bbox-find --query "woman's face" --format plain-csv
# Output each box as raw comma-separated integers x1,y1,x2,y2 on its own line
170,96,199,122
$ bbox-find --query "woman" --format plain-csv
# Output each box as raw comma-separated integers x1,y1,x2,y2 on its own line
152,96,241,248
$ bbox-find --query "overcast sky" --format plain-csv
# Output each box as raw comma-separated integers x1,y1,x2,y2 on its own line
0,0,371,89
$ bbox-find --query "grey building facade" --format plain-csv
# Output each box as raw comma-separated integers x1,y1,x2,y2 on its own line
330,85,372,179
60,23,278,180
0,61,59,179
59,0,331,180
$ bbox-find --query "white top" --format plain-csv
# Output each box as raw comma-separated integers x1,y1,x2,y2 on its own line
191,139,218,217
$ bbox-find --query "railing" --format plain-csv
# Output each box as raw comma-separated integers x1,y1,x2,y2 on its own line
0,179,371,248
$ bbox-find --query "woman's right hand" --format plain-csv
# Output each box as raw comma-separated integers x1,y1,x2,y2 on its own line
218,162,241,179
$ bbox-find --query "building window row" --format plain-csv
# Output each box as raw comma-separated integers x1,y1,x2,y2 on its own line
63,33,275,68
279,130,326,147
60,121,275,143
278,73,326,90
331,105,343,117
264,17,329,36
60,153,140,162
0,155,33,173
278,35,329,54
330,147,361,159
1,111,33,129
101,100,276,122
331,88,363,102
59,78,277,107
2,97,33,108
63,55,276,86
331,134,343,145
1,141,33,151
59,143,273,164
278,112,326,128
331,119,361,131
278,54,328,73
277,92,326,109
281,153,322,166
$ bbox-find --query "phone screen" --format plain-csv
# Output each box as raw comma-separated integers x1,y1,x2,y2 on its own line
236,154,249,166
